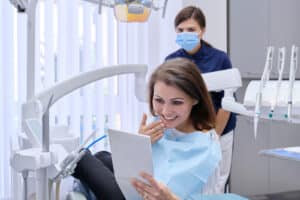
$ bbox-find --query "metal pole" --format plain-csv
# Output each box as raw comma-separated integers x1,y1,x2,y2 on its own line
26,0,38,100
37,95,53,200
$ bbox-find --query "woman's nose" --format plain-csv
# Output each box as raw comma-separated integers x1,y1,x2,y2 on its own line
162,104,172,115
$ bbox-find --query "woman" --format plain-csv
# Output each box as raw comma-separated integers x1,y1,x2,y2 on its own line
73,58,221,199
165,6,236,193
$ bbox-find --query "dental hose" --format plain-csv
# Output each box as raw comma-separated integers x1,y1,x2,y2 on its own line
51,133,107,199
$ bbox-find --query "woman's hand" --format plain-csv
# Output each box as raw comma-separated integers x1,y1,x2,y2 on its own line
139,114,164,144
131,172,179,200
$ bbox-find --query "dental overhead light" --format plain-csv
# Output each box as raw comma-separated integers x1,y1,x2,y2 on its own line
114,0,153,22
9,0,27,12
90,0,169,22
9,0,168,22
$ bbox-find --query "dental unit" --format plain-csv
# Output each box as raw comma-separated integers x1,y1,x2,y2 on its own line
222,45,300,137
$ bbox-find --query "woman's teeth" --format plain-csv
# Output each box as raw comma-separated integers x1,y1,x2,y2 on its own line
164,116,177,120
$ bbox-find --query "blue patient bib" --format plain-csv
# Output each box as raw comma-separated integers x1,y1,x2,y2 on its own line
152,129,221,199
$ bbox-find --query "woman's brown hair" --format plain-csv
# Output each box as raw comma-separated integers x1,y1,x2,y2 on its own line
148,58,216,130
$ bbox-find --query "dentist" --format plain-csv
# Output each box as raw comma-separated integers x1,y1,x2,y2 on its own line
165,6,237,193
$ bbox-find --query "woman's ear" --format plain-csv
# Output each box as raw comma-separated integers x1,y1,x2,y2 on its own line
193,100,198,106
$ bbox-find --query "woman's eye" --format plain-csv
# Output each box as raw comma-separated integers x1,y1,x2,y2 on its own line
187,28,196,32
154,98,164,104
172,101,183,105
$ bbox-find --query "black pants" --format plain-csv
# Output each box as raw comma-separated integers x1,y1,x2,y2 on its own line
73,151,125,200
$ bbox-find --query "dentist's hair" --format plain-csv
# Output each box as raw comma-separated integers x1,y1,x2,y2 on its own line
148,58,216,130
174,6,206,30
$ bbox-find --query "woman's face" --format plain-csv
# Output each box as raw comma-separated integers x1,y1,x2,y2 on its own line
175,18,204,39
152,81,197,132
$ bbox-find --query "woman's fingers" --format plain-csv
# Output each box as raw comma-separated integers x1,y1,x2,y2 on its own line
146,120,164,130
132,179,152,195
132,178,159,200
133,184,144,197
141,121,164,135
151,131,163,143
139,114,148,134
139,118,164,135
139,172,161,190
138,114,165,144
133,174,179,200
140,113,147,127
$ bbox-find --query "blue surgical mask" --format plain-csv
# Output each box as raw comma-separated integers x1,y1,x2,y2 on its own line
176,32,200,51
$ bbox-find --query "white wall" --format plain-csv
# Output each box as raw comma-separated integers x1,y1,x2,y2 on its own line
146,0,183,72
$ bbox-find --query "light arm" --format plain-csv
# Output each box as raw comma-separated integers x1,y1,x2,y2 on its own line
203,68,252,117
161,0,168,17
201,69,243,135
9,0,28,12
202,68,242,91
204,69,255,121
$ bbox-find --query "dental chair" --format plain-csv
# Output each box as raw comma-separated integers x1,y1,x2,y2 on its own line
64,68,249,200
66,179,95,200
66,181,248,200
66,192,87,200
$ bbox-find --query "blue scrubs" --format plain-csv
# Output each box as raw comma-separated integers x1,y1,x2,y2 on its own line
165,43,236,135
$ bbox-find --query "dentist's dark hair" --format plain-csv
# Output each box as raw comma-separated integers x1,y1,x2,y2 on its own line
174,6,212,48
148,58,216,131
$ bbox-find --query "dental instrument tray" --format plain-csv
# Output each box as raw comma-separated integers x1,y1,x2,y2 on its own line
259,146,300,162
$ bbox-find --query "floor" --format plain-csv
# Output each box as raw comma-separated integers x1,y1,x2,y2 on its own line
248,190,300,200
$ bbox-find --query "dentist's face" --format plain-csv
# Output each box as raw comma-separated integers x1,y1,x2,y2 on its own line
152,81,196,132
175,18,204,39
